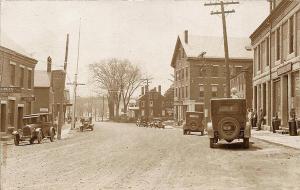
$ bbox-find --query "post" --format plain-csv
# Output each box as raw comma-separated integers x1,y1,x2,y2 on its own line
57,98,63,140
102,95,104,122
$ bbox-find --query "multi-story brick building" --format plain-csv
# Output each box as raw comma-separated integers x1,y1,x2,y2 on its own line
230,66,253,109
0,45,37,134
171,31,253,123
250,0,300,130
138,85,166,120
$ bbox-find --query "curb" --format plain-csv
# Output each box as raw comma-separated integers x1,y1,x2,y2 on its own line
252,136,300,150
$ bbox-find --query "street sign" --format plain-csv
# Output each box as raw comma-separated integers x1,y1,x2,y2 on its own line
0,87,21,93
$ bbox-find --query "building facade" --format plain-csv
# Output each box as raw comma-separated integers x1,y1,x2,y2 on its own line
171,31,253,123
138,85,166,120
250,1,300,129
230,66,253,109
0,46,37,133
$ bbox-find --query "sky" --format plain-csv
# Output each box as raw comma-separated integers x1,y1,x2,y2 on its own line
1,0,269,97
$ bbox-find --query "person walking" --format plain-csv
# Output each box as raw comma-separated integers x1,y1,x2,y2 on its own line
257,108,264,131
248,108,253,128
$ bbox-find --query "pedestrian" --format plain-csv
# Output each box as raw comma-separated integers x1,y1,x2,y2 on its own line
252,109,257,128
247,108,253,126
257,108,264,131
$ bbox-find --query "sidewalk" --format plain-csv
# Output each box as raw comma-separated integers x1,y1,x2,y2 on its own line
252,129,300,150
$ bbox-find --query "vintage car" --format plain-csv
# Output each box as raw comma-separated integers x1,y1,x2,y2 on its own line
12,113,56,146
207,98,251,149
80,117,94,132
183,111,205,135
136,118,148,127
150,118,165,129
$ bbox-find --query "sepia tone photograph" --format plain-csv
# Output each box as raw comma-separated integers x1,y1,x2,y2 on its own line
0,0,300,189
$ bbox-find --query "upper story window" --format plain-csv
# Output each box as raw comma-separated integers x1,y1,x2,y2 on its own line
28,69,32,89
199,66,206,77
276,27,281,61
199,85,204,98
212,86,218,98
257,44,261,71
10,63,16,86
212,66,218,77
20,67,25,88
266,37,270,66
185,67,188,80
185,86,188,98
175,88,178,97
289,15,294,54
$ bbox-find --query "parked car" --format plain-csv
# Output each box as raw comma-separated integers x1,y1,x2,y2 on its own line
162,120,175,129
183,111,205,135
136,118,148,127
207,98,251,149
80,117,94,132
12,113,56,146
150,118,165,129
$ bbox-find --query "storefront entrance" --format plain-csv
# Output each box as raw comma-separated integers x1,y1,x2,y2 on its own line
17,106,24,130
0,104,6,132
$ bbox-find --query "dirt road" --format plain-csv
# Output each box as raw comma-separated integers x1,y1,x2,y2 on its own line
2,122,300,190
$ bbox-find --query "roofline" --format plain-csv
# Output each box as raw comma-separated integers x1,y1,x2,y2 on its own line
0,46,37,63
187,57,253,62
249,1,292,41
170,36,181,68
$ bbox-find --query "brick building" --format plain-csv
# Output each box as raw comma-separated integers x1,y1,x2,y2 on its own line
171,31,253,123
0,45,37,134
138,85,166,120
250,0,300,130
230,66,253,109
164,86,174,120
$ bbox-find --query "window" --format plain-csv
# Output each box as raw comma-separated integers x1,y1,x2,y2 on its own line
28,69,32,89
212,66,218,77
235,66,242,75
10,64,16,85
185,67,188,79
258,45,261,71
20,67,24,88
266,37,270,66
175,88,177,97
150,101,153,107
141,101,145,108
199,85,204,98
276,27,281,61
185,86,188,98
181,87,184,98
8,100,15,126
212,86,218,97
199,67,206,77
289,16,294,54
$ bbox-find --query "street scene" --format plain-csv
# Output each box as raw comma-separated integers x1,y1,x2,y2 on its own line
1,0,300,189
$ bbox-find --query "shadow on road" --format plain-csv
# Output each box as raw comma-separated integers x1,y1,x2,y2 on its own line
214,141,262,151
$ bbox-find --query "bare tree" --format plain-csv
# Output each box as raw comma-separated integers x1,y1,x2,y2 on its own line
89,58,142,119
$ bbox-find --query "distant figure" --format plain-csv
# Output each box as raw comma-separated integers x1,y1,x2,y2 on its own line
251,109,257,129
231,88,239,98
257,108,264,131
247,108,253,122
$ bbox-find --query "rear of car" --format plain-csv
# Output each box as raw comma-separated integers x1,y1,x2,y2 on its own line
207,98,251,148
183,111,205,135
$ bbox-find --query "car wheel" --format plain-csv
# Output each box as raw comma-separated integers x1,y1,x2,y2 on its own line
49,129,55,142
37,131,42,144
29,138,35,144
14,135,20,146
210,138,215,148
243,138,249,149
183,130,186,135
80,126,83,132
201,131,204,136
187,130,191,135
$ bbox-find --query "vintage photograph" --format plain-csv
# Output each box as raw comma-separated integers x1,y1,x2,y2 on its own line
0,0,300,189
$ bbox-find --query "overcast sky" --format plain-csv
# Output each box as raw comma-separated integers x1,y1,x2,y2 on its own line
1,0,269,97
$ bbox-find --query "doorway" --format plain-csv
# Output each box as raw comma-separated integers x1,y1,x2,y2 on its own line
17,107,24,130
0,104,6,132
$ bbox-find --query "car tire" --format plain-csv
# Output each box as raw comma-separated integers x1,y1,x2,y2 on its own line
80,126,83,132
183,130,186,135
201,131,204,136
14,135,20,146
187,130,191,135
49,129,55,142
29,138,35,144
210,138,215,148
37,131,42,144
243,138,249,149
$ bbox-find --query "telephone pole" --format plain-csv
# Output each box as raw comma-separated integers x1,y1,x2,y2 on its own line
141,77,153,123
204,0,239,98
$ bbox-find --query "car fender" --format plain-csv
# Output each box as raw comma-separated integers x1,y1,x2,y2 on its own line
244,122,251,138
207,122,214,138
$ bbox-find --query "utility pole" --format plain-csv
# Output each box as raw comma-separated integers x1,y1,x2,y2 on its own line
57,34,69,140
141,77,152,123
71,18,82,130
204,0,239,98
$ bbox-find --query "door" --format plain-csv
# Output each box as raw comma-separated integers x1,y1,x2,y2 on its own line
17,107,24,129
0,104,6,132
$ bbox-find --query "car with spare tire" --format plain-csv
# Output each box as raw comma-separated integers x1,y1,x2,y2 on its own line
183,111,205,135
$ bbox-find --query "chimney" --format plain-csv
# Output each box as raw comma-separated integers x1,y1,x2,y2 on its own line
141,86,144,95
145,85,149,93
47,56,52,73
158,85,161,94
184,30,188,44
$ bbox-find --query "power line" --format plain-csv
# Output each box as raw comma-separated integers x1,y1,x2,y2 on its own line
204,0,239,98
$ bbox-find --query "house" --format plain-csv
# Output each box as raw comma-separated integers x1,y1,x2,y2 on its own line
171,30,253,123
138,85,165,120
0,42,37,134
250,0,300,130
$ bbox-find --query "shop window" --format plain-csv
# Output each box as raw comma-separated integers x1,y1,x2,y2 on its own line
195,104,204,112
8,100,15,126
199,85,204,98
273,80,281,117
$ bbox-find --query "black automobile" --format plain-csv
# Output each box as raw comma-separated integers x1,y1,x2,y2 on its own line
183,111,205,135
80,117,94,132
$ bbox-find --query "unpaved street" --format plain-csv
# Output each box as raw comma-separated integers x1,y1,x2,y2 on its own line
2,122,300,190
